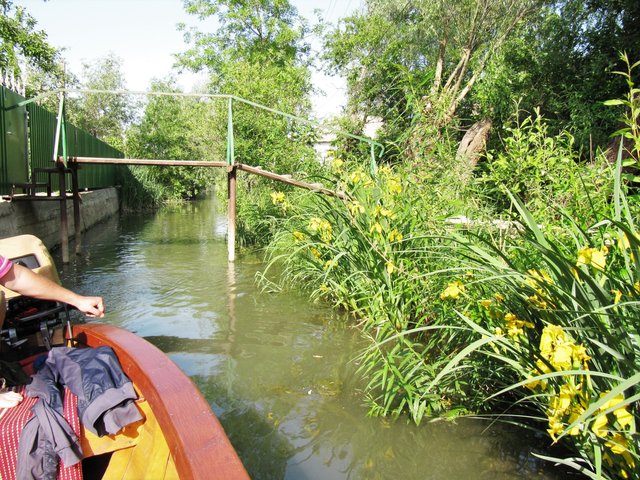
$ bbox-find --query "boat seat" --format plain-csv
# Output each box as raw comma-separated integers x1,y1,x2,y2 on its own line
80,397,146,457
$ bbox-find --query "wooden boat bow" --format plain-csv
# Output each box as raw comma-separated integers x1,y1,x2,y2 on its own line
74,323,250,480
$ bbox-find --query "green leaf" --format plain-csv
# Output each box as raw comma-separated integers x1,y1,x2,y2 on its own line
532,454,601,479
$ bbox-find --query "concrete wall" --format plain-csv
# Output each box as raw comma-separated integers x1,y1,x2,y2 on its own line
0,188,119,248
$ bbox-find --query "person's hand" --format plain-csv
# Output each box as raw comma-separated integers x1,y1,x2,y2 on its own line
72,295,105,318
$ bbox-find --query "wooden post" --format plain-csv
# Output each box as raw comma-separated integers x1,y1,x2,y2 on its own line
227,165,236,263
59,165,69,263
71,162,81,254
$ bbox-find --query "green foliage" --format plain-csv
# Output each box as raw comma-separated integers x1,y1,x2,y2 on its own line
324,0,639,160
222,63,316,174
321,115,372,164
479,109,612,226
124,80,219,207
234,179,296,247
69,54,137,149
64,55,140,149
604,53,640,177
179,0,310,73
323,8,411,121
178,0,315,171
324,0,540,162
176,0,320,243
256,62,640,479
260,154,491,418
0,0,61,90
490,1,640,151
437,177,640,478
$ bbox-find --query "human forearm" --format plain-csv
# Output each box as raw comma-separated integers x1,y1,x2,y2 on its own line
4,263,72,301
2,263,104,317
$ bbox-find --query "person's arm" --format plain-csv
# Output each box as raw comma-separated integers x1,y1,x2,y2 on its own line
1,263,105,318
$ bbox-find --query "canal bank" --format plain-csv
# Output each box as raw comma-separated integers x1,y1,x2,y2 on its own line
0,187,119,248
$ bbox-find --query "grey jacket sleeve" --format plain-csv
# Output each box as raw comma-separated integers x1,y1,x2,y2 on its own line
16,400,82,480
47,346,142,436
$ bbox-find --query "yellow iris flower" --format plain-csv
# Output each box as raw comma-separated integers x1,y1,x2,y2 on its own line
347,200,365,215
309,217,333,243
591,413,609,438
388,229,403,243
480,299,492,309
440,281,465,300
370,222,383,234
270,191,286,204
605,434,636,469
576,246,608,271
612,289,623,304
388,178,402,194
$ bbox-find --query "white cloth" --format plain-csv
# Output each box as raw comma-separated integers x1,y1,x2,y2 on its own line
0,390,23,409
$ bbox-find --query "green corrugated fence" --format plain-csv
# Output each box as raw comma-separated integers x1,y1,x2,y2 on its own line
0,87,28,194
1,86,123,195
63,122,123,189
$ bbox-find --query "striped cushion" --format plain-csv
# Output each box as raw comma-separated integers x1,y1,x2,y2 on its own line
0,386,83,480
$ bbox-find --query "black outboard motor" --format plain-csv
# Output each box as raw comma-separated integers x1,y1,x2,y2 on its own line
0,234,71,359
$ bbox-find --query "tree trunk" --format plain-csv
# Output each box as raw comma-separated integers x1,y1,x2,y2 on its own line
456,117,493,183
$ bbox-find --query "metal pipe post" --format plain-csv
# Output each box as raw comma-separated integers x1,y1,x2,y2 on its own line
227,166,236,263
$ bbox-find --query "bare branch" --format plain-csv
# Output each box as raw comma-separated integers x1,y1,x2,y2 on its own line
431,35,448,95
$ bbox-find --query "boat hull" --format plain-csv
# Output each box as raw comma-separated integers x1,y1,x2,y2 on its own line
73,323,249,480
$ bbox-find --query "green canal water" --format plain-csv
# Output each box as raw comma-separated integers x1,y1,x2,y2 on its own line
56,198,565,480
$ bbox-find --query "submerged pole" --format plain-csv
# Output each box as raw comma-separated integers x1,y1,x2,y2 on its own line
59,165,69,263
71,161,81,254
227,166,236,263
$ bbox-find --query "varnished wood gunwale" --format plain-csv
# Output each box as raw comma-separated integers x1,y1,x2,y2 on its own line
73,323,249,480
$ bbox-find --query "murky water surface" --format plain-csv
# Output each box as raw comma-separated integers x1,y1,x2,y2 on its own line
56,198,562,480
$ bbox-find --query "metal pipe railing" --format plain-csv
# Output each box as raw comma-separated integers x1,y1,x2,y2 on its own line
14,88,384,173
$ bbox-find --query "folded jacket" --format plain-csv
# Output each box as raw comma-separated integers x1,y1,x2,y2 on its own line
17,346,142,479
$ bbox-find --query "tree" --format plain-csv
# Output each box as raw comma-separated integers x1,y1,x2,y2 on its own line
71,54,136,149
178,0,310,74
325,0,640,165
176,0,319,244
486,0,640,150
325,1,541,137
124,79,218,205
176,0,315,173
0,0,62,95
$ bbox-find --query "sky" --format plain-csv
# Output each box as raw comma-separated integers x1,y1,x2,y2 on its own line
14,0,362,119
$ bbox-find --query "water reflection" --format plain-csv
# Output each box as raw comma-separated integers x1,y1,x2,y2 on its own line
56,198,564,480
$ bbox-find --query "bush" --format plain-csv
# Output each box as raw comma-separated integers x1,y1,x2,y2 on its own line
478,109,612,228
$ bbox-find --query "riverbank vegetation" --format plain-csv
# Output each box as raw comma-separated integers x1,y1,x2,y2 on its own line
258,56,639,478
4,0,639,476
254,0,638,469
